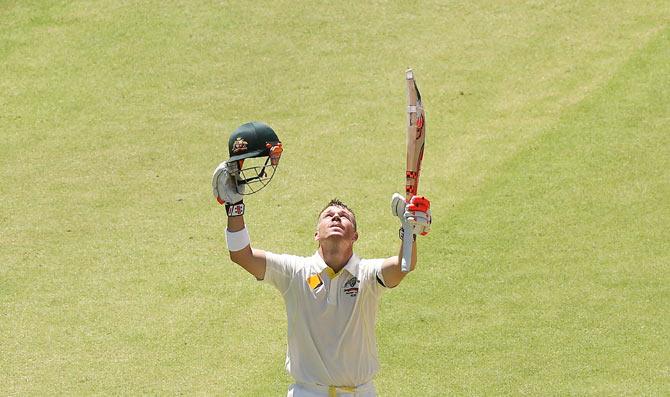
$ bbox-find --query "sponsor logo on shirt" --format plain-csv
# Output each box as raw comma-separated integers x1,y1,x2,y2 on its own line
307,274,323,291
343,276,359,297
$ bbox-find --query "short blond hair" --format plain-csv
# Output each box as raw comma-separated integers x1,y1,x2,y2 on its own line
318,198,357,231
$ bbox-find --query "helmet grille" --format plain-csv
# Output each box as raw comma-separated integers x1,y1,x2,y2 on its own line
235,156,279,195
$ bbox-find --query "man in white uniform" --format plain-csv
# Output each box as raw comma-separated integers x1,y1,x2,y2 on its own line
212,122,432,396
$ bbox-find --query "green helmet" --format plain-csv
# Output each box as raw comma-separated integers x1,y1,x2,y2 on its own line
228,122,281,162
227,121,283,195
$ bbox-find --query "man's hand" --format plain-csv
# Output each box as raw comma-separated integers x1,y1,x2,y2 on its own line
212,161,245,205
382,193,432,284
406,196,431,236
391,193,432,236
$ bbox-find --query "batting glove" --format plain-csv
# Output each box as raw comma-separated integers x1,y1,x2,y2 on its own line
391,193,432,236
212,161,245,215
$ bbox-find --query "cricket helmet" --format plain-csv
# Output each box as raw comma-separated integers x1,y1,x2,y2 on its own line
227,121,283,195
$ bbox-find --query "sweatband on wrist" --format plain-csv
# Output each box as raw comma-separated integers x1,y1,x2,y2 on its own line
225,200,245,217
226,227,250,251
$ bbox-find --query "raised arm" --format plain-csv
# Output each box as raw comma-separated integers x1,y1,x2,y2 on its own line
213,160,267,280
226,212,267,280
212,122,283,280
381,194,431,288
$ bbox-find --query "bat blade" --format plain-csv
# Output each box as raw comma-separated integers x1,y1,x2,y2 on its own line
405,69,426,201
401,68,426,272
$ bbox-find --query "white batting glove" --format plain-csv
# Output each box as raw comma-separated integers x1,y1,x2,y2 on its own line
212,161,245,205
391,193,406,219
391,193,432,236
406,195,431,236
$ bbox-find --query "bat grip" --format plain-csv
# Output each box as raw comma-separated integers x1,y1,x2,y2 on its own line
401,221,413,272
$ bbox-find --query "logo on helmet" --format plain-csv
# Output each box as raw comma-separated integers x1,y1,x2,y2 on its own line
232,138,248,154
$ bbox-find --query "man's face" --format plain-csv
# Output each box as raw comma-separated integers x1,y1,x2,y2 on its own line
315,205,358,243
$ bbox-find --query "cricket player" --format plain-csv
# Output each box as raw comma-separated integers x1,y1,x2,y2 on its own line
212,122,432,396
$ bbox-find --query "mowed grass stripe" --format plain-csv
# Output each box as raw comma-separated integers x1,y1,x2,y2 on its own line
2,1,669,395
410,26,669,395
376,15,669,397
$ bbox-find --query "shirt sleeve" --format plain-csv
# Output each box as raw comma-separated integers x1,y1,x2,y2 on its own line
362,258,388,297
263,251,302,295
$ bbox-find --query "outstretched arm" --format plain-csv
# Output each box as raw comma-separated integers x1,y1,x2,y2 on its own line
226,214,267,280
381,238,417,288
381,194,431,288
213,160,267,280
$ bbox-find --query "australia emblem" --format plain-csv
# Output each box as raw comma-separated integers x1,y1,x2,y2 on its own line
343,276,359,297
232,137,248,154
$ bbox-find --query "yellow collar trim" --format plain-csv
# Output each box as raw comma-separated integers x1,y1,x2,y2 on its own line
313,252,359,279
324,266,344,279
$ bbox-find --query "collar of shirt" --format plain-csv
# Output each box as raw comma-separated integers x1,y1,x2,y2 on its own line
311,252,360,280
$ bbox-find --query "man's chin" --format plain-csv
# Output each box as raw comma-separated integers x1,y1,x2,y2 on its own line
324,232,349,241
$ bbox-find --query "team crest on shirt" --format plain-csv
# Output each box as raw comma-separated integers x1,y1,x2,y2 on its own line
343,276,359,297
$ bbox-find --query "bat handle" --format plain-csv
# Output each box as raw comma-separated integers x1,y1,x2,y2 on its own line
401,221,413,272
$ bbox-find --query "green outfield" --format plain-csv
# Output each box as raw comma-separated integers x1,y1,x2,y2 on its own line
2,1,669,395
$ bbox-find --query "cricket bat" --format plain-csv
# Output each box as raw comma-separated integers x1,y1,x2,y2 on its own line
401,68,426,272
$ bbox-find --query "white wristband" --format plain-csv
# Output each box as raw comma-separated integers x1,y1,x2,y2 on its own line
226,227,250,252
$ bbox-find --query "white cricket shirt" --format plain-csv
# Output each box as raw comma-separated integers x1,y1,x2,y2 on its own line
264,251,387,387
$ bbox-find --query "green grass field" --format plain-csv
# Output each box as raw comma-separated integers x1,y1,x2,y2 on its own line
2,1,669,395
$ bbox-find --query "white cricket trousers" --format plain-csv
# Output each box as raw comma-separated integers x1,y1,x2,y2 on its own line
287,381,376,397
